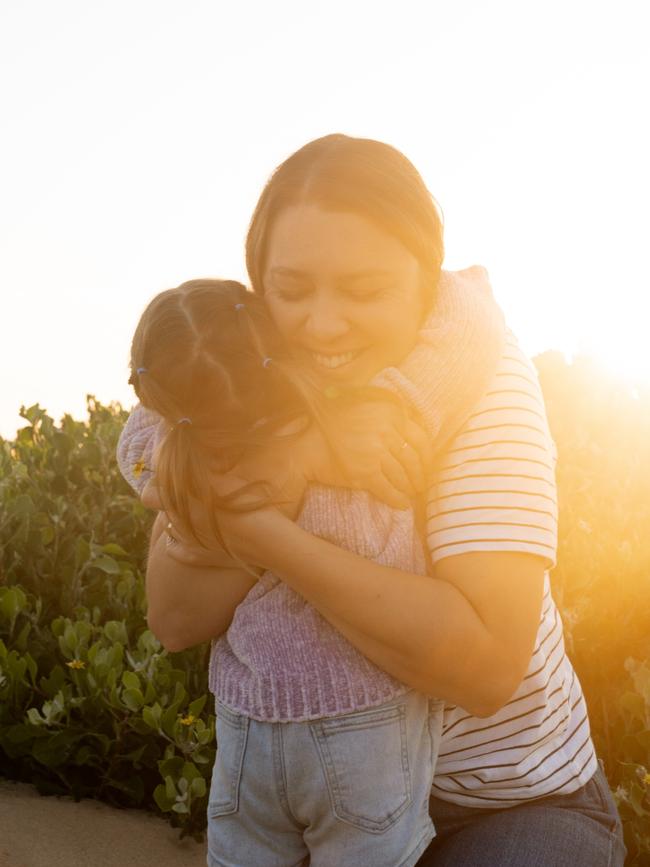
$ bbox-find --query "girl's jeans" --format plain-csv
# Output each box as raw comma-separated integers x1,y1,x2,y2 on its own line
206,691,444,867
416,759,626,866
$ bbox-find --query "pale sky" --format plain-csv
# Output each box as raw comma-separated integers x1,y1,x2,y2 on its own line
2,0,649,438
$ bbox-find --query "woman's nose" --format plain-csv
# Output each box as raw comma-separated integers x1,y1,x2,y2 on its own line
303,300,349,341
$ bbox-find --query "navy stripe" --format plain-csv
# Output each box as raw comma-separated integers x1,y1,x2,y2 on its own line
440,686,568,756
468,405,547,423
442,455,555,472
455,421,548,437
441,707,569,763
502,355,536,370
443,652,569,742
437,472,556,485
428,520,557,535
523,634,565,682
485,389,541,399
432,489,557,505
446,720,589,787
494,371,539,387
435,733,594,803
428,504,556,519
430,538,555,555
446,439,550,455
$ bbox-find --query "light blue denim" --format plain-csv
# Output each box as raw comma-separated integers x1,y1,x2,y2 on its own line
206,691,444,867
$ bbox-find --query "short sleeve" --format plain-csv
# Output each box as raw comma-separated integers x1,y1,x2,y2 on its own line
425,331,558,568
116,403,166,496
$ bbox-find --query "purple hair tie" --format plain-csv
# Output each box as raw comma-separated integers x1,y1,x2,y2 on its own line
176,417,192,426
136,367,147,375
234,303,246,311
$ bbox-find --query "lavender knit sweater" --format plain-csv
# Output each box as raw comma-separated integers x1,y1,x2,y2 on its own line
209,488,426,721
117,267,505,723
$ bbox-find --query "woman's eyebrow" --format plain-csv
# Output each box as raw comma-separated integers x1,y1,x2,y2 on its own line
268,267,394,281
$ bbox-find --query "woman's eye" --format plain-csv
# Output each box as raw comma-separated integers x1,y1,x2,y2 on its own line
276,289,308,301
346,289,388,302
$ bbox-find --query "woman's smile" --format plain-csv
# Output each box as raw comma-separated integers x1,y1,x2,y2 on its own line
262,205,426,386
306,347,366,373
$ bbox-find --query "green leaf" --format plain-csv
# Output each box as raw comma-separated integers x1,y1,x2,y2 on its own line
153,784,175,812
121,670,140,691
92,556,121,575
188,695,207,719
189,776,206,798
122,687,144,712
0,587,27,622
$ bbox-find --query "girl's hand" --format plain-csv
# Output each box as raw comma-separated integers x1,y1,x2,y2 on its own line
311,400,433,509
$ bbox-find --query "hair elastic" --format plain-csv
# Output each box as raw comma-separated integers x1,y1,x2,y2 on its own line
136,367,148,375
234,303,246,311
262,357,273,368
176,417,192,426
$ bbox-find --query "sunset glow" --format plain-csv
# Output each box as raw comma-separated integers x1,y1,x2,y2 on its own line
1,0,649,436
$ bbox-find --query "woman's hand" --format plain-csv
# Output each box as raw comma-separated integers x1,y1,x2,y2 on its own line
142,455,301,570
309,399,433,508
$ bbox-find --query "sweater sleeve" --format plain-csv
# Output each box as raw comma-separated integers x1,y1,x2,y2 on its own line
371,266,506,453
116,403,166,496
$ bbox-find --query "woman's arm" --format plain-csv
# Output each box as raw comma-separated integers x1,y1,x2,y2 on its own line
209,506,545,717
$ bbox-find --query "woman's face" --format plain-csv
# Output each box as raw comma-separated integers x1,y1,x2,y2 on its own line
262,204,425,386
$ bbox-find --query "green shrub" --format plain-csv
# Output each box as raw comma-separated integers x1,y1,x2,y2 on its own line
0,400,214,838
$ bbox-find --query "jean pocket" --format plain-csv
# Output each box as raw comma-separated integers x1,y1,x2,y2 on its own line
310,701,412,834
208,702,249,818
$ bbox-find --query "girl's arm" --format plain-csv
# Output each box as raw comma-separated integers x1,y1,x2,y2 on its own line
145,512,258,651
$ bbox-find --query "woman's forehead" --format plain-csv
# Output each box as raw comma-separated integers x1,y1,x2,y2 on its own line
264,204,417,277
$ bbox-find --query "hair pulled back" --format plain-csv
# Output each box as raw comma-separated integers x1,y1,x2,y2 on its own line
246,133,444,309
129,279,311,545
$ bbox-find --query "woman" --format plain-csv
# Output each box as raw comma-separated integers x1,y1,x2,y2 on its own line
133,134,625,865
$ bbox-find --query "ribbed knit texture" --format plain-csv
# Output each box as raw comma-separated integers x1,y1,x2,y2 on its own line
116,267,506,721
210,487,424,721
372,266,505,447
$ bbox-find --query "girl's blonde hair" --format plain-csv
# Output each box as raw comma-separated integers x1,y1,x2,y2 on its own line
129,278,321,546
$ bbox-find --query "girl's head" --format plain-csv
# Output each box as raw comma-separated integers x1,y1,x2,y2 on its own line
129,278,306,540
245,134,444,387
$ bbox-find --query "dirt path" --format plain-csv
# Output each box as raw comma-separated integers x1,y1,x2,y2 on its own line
0,779,206,867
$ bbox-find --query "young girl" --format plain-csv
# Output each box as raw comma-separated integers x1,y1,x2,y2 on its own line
119,274,504,866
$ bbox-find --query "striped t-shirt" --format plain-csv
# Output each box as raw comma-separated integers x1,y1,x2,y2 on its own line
426,331,597,806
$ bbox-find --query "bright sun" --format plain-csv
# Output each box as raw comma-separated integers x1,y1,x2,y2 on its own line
576,317,650,388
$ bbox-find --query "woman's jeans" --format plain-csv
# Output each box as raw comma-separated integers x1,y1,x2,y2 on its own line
416,760,626,867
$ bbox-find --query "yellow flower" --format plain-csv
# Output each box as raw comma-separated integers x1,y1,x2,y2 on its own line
66,659,86,670
133,460,147,479
180,714,196,726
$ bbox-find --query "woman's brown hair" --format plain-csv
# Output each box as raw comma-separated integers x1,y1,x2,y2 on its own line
246,133,444,311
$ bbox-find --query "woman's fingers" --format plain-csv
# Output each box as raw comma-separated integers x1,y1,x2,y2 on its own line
401,416,434,476
387,437,426,494
378,453,416,507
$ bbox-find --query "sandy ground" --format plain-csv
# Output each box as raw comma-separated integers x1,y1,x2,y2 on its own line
0,779,207,867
